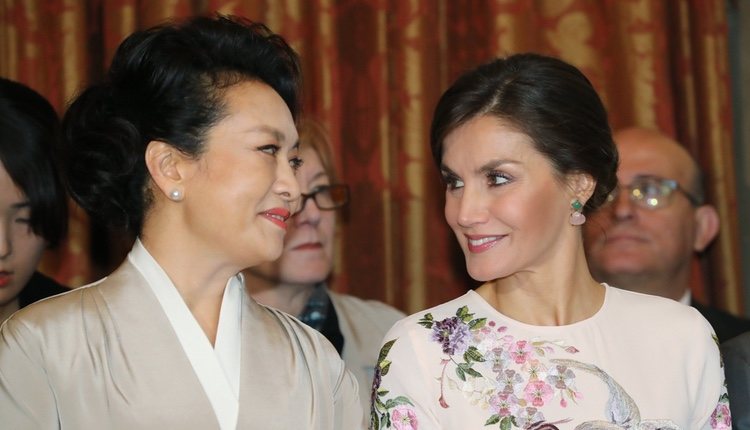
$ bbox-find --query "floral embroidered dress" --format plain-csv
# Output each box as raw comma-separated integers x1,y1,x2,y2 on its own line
371,285,731,430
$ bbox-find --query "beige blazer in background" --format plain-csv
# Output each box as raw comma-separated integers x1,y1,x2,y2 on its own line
0,258,364,429
329,290,405,413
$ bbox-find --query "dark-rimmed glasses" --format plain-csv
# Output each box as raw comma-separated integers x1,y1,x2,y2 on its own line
298,184,350,212
606,174,701,209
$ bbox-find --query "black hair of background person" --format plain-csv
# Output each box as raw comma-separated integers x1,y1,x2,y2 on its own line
0,78,68,248
61,14,301,236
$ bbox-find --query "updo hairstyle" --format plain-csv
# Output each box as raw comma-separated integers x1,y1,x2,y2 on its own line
430,53,618,214
62,15,301,232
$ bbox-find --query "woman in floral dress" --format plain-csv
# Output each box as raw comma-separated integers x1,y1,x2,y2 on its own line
371,53,731,430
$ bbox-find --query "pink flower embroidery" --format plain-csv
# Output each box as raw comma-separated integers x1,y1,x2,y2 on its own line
488,393,520,417
509,340,532,364
711,404,731,429
391,406,418,430
522,358,547,381
524,380,553,407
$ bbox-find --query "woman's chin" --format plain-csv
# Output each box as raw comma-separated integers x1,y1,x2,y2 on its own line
466,265,505,283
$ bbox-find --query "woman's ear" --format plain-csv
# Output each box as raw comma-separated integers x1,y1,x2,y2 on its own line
568,172,596,203
144,140,190,201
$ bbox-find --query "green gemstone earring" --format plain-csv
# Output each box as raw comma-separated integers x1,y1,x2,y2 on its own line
570,199,585,226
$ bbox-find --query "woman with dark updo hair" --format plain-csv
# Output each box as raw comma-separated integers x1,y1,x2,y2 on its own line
371,54,729,428
0,15,362,429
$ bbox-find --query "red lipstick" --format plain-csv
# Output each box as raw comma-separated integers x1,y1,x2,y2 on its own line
0,271,12,288
262,208,291,230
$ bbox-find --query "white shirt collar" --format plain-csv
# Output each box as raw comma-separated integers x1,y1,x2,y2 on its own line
128,239,241,430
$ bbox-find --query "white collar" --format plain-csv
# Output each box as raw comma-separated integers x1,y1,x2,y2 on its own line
128,239,241,430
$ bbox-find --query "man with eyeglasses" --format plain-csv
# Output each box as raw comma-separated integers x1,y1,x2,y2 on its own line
583,126,750,344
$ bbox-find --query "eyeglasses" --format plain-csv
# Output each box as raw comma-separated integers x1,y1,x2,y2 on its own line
606,174,701,209
298,184,350,212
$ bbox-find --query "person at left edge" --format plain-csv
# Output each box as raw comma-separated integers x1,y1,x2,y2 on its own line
0,15,362,430
0,77,69,324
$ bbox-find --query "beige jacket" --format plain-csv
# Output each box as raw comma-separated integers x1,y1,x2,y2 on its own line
0,259,363,429
329,291,405,413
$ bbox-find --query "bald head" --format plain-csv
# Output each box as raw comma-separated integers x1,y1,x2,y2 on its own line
583,126,719,301
613,127,703,203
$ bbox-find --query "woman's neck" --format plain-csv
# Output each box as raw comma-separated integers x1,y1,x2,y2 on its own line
244,271,316,316
138,231,238,346
476,246,604,326
477,277,604,326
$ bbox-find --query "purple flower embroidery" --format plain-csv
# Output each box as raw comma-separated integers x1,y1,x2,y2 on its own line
546,364,576,390
431,316,471,355
391,406,418,430
371,365,382,406
498,369,524,394
516,406,545,428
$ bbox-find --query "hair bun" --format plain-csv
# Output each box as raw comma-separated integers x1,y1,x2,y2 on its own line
62,84,147,231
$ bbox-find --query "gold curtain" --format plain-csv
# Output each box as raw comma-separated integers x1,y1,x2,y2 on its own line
0,0,741,315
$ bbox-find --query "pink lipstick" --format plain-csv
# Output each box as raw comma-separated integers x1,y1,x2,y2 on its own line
465,235,503,253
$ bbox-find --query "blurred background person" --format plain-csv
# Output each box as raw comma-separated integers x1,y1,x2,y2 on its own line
584,126,750,343
0,16,361,429
0,77,68,323
245,118,404,412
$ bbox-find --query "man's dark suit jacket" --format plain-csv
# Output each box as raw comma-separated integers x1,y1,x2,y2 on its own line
692,299,750,344
721,331,750,430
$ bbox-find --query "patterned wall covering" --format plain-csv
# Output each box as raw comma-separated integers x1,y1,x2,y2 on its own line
0,0,741,315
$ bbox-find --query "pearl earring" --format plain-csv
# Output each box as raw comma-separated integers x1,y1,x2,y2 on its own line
570,199,586,226
169,189,183,201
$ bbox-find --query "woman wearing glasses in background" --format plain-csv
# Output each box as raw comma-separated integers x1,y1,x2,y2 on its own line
371,54,729,429
245,118,404,413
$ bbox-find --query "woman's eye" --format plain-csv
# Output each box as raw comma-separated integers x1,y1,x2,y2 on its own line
310,184,330,193
14,217,31,225
487,172,510,186
259,144,280,156
289,156,304,171
444,176,464,191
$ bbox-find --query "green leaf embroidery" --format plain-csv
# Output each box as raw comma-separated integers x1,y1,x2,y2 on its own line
500,416,513,430
484,414,500,425
380,360,392,376
377,339,397,364
464,367,482,378
469,317,487,329
463,346,485,363
456,365,466,381
418,313,435,328
456,305,475,323
384,396,414,409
